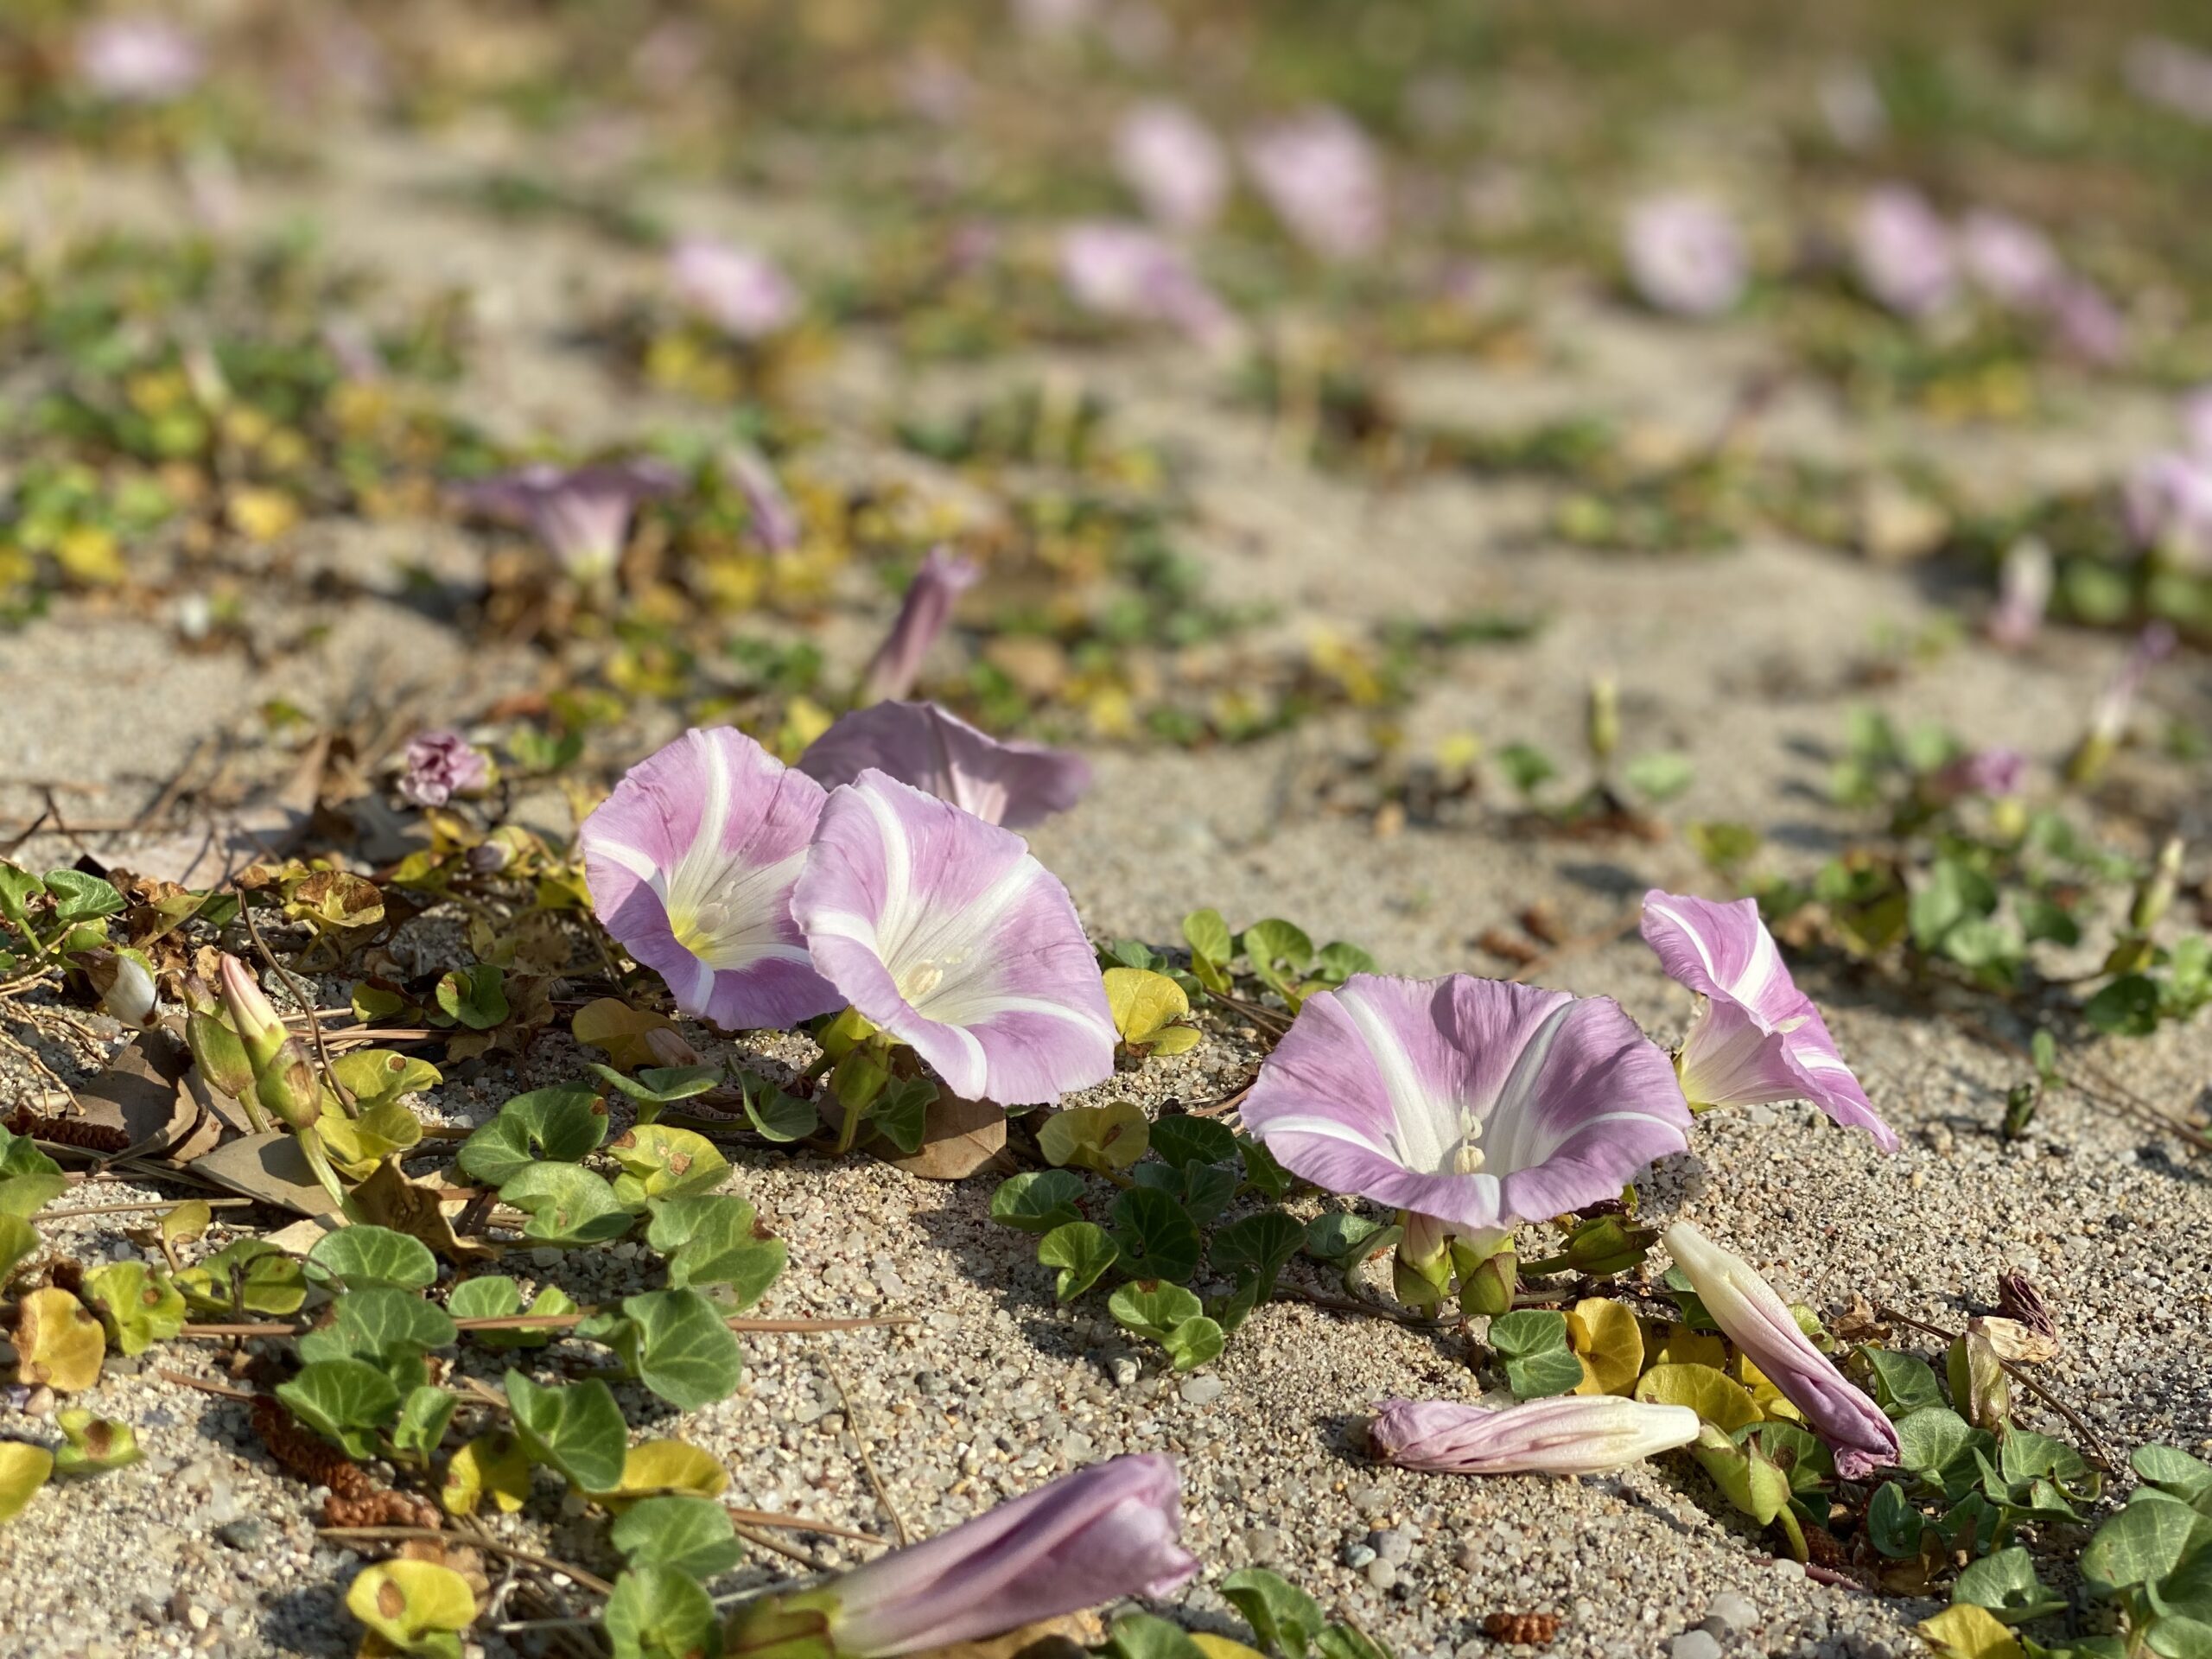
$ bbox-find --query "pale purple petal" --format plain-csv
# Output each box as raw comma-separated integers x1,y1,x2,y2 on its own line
1242,108,1388,264
1114,101,1230,232
397,731,489,808
1642,890,1895,1150
725,446,802,553
2183,386,2212,461
1242,974,1691,1239
1058,222,1236,345
1369,1396,1700,1476
798,702,1090,829
1985,537,2051,649
77,16,203,104
791,772,1116,1105
858,549,981,705
458,460,682,578
1930,747,2026,800
1853,187,1957,319
1958,210,2063,312
2124,454,2212,571
1663,1222,1900,1480
828,1455,1195,1656
1622,195,1746,319
581,728,842,1031
2048,278,2126,366
671,238,802,340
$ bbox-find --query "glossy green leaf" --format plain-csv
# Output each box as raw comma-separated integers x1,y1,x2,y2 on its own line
456,1083,608,1185
610,1495,745,1580
307,1224,437,1292
646,1195,786,1307
1038,1221,1118,1301
499,1163,636,1245
1109,1185,1201,1282
1954,1548,2067,1624
990,1170,1087,1234
605,1565,722,1659
1489,1309,1584,1399
505,1370,628,1493
1220,1567,1325,1659
81,1261,186,1356
277,1358,401,1458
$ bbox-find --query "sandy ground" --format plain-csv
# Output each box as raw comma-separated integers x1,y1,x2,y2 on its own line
1,118,2209,1659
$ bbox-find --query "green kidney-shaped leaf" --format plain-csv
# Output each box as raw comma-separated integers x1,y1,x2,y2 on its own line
456,1083,608,1185
608,1125,729,1206
1109,1281,1203,1342
990,1170,1087,1235
505,1370,628,1493
1867,1481,1924,1559
1160,1315,1224,1373
1038,1222,1118,1301
499,1164,637,1246
604,1565,721,1659
175,1239,305,1317
2083,1494,2212,1593
1211,1211,1303,1300
278,1358,402,1459
740,1074,817,1142
81,1262,186,1356
1859,1344,1948,1419
645,1196,786,1308
448,1277,573,1351
1109,1185,1201,1282
308,1224,437,1292
587,1064,721,1107
1490,1309,1584,1400
41,869,124,926
1220,1567,1325,1659
2139,1446,2212,1511
604,1290,746,1411
610,1495,745,1580
435,963,508,1030
298,1289,458,1369
1148,1116,1239,1172
1954,1547,2067,1625
391,1386,458,1465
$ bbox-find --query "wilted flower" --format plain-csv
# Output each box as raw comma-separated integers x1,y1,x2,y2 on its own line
791,771,1116,1105
397,730,489,808
83,948,157,1028
1368,1396,1700,1476
1242,974,1692,1249
858,548,981,706
579,728,842,1031
725,446,801,553
1243,107,1388,264
458,460,682,581
792,1455,1195,1655
2125,36,2212,126
1853,187,1957,318
1662,1222,1900,1478
1929,748,2027,802
799,702,1090,829
1114,101,1230,231
1986,537,2052,650
1058,223,1235,345
2123,454,2212,570
1640,890,1895,1150
670,238,802,340
1622,195,1747,319
1957,210,2063,312
76,16,203,104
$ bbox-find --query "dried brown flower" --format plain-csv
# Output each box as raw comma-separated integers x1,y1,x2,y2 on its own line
1482,1612,1562,1646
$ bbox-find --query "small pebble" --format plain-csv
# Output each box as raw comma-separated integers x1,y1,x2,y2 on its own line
1109,1357,1141,1389
1668,1632,1721,1659
1343,1543,1377,1569
1364,1558,1397,1592
1705,1592,1758,1636
1373,1527,1415,1565
216,1519,270,1552
1179,1376,1224,1407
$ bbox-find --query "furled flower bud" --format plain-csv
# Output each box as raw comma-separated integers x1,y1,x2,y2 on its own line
2130,836,2185,933
82,948,157,1028
1985,537,2052,650
856,548,980,707
1662,1221,1898,1478
215,956,321,1133
1947,1329,2012,1432
1366,1395,1700,1476
1452,1237,1516,1319
739,1455,1196,1656
183,980,256,1102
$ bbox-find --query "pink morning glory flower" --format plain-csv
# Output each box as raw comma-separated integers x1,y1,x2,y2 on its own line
1957,210,2063,312
811,1455,1195,1655
858,548,981,706
1241,974,1693,1249
1114,101,1230,232
1242,107,1388,264
1058,222,1236,345
670,237,802,341
397,730,489,808
1640,890,1895,1150
1369,1396,1700,1477
791,770,1116,1104
1663,1221,1899,1479
1622,194,1748,319
2124,454,2212,572
76,16,203,104
725,445,801,553
1985,537,2052,650
458,460,682,581
799,702,1090,830
1929,747,2027,802
2048,277,2126,367
1853,186,1957,319
580,728,841,1031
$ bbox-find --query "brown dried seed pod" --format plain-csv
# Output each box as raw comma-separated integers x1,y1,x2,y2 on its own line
323,1489,442,1530
1801,1522,1855,1575
251,1396,373,1500
1481,1612,1562,1646
1996,1272,2059,1343
4,1109,131,1154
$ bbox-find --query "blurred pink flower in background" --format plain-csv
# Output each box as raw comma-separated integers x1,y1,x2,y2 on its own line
1853,186,1958,318
1114,101,1230,232
1013,0,1095,39
2048,278,2126,366
2126,36,2212,125
1243,107,1389,264
398,732,490,808
1058,222,1235,344
1622,194,1747,318
2183,386,2212,460
1958,210,2063,311
1985,538,2051,650
76,15,203,104
2125,453,2212,571
670,238,802,341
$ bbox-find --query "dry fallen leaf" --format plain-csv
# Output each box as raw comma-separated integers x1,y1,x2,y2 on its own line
883,1087,1007,1181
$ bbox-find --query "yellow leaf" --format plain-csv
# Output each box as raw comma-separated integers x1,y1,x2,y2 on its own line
160,1200,213,1251
1103,967,1191,1048
226,486,300,543
1567,1298,1644,1396
1192,1638,1268,1659
441,1432,530,1516
1036,1101,1150,1173
1644,1321,1728,1372
1145,1026,1204,1057
1737,1353,1806,1424
345,1560,477,1651
0,1442,53,1523
589,1439,729,1513
1916,1605,2024,1659
16,1288,105,1392
1632,1362,1761,1432
571,998,677,1071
